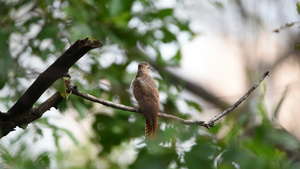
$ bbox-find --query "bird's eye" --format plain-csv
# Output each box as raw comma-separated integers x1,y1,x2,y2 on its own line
147,66,150,69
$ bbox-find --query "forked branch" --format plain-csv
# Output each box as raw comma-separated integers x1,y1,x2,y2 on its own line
0,36,268,138
72,71,269,128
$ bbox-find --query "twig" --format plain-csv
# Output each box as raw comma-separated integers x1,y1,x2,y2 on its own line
71,71,269,128
157,113,205,126
203,70,269,128
71,87,206,125
72,86,136,112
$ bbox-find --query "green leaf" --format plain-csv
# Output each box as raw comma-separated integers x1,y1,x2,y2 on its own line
257,87,268,121
214,2,224,10
59,76,72,100
269,129,300,151
285,22,294,28
34,152,50,168
297,3,300,15
273,86,288,120
167,49,181,66
294,42,300,50
108,0,134,16
70,23,93,42
157,8,173,19
37,23,59,40
161,28,177,43
60,128,80,146
109,0,123,16
73,101,87,119
185,142,217,168
132,146,177,169
52,129,60,149
186,100,202,112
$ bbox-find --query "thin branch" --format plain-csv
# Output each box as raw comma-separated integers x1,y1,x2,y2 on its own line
72,87,206,125
71,71,269,128
203,70,269,128
157,113,205,126
72,86,136,112
0,70,268,138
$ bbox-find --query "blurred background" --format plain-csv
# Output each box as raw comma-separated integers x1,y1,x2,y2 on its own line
0,0,300,168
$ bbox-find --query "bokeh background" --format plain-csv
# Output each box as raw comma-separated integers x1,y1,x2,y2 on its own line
0,0,300,168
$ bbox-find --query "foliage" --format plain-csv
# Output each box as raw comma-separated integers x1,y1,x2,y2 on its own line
0,0,299,169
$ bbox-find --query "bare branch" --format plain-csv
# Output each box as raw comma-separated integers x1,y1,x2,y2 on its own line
203,70,270,128
0,38,103,137
6,38,103,118
1,92,63,137
157,113,205,126
72,86,206,125
71,71,269,128
72,86,136,112
0,66,268,138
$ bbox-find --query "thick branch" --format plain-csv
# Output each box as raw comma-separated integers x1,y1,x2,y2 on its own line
0,38,103,137
1,92,63,137
71,71,269,128
6,38,103,118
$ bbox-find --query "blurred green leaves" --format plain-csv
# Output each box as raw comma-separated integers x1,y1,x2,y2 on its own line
185,139,217,169
132,146,177,169
0,144,51,169
0,0,299,169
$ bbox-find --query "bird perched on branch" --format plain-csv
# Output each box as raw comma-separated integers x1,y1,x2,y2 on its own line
132,62,159,138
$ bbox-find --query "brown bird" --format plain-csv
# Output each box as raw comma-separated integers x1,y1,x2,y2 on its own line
132,62,159,138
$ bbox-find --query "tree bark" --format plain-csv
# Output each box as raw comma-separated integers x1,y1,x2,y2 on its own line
0,38,103,138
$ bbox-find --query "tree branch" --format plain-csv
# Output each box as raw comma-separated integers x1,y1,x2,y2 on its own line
0,38,103,137
72,86,206,125
203,70,269,128
72,71,269,128
1,92,63,137
72,86,136,112
6,38,103,118
0,34,268,138
0,68,268,138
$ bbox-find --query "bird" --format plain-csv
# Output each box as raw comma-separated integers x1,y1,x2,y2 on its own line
132,61,159,138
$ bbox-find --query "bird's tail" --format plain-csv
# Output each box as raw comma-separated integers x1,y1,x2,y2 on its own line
145,116,158,138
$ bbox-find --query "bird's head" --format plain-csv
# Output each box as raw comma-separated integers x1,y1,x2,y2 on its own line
138,61,150,74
